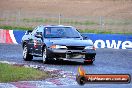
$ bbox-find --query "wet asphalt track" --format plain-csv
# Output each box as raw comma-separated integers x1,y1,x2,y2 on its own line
0,43,132,88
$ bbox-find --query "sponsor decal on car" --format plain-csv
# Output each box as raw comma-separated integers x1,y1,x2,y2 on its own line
34,39,38,48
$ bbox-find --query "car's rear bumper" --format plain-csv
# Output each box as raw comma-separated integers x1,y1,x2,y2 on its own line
47,48,96,60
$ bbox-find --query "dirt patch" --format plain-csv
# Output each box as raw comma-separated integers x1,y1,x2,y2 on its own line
0,0,132,18
0,0,132,33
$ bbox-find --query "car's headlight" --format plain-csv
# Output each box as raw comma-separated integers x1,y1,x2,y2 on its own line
85,46,96,50
50,45,67,49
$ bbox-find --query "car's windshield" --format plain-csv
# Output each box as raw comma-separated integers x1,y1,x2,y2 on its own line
44,27,81,38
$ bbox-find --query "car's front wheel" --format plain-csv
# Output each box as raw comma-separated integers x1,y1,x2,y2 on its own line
23,44,33,61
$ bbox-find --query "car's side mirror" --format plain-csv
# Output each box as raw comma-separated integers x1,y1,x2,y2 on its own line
35,32,42,38
81,34,88,40
83,36,88,40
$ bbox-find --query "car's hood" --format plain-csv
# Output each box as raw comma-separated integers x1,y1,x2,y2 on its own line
45,38,93,46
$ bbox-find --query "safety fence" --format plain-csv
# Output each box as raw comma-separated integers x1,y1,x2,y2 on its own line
0,29,131,49
0,11,132,34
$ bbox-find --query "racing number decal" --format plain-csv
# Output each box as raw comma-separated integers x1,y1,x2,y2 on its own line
34,39,38,48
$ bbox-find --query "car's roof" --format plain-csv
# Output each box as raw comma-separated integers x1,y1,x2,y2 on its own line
39,25,73,28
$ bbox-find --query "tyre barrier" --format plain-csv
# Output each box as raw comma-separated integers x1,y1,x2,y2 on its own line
0,29,131,49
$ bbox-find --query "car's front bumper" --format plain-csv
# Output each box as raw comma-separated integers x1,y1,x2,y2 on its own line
46,48,96,60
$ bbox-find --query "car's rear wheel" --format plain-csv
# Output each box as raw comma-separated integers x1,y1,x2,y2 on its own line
42,47,49,64
23,44,33,61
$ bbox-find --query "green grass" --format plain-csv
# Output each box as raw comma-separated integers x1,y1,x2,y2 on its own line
0,25,132,34
0,25,32,30
22,18,49,23
0,17,132,34
78,29,132,34
22,18,96,25
0,63,50,82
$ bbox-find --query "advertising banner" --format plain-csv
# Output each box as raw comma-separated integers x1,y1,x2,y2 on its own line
0,29,131,49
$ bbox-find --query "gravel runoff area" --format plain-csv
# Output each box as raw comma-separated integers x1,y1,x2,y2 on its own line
0,43,132,88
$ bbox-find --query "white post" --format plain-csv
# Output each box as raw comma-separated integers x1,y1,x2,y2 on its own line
59,13,61,25
100,16,104,30
17,8,21,26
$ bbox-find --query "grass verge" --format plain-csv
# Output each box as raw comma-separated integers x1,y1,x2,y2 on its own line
0,25,32,30
0,25,132,34
0,63,50,83
78,29,132,34
22,18,96,25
